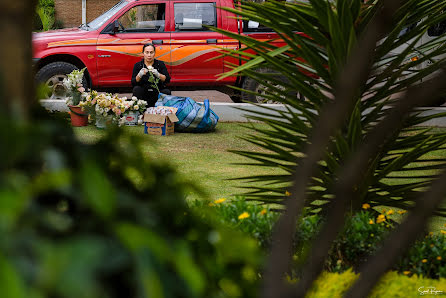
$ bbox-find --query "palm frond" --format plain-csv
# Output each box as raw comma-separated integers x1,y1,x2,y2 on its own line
214,0,446,216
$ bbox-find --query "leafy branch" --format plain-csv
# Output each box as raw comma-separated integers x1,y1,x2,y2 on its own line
148,69,160,93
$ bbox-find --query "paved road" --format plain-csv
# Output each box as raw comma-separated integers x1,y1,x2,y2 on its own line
118,90,233,103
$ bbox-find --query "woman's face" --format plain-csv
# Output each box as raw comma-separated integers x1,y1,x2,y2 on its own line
143,45,155,63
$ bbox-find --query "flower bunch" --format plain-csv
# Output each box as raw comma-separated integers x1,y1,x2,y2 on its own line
122,96,148,113
95,93,126,118
64,68,86,105
80,91,126,124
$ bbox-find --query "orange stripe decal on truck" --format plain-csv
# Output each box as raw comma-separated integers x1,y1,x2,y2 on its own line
48,38,169,48
97,44,221,66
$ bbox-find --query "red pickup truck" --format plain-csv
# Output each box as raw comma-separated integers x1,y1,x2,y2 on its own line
33,0,285,102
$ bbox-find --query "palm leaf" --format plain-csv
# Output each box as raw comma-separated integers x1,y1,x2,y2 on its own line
214,0,446,216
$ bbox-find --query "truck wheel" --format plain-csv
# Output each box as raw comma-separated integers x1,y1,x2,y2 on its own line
36,62,88,99
241,69,299,104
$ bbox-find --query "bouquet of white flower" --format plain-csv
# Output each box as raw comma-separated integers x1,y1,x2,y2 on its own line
123,96,148,114
79,91,126,127
63,68,86,106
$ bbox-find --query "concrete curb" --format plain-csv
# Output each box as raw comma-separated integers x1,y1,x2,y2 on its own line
40,99,446,126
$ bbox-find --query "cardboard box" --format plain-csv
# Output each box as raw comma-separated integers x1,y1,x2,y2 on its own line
143,107,179,136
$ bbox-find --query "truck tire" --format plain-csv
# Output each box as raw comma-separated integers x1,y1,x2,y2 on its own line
36,62,88,99
240,69,299,103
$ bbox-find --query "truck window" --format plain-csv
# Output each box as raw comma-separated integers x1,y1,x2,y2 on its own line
117,4,166,32
240,0,274,32
174,3,216,31
242,19,274,33
88,0,128,30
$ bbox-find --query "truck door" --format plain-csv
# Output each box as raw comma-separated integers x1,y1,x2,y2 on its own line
97,2,171,88
170,1,223,85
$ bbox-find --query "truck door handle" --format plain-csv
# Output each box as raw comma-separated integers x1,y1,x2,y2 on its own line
152,40,163,45
206,39,217,44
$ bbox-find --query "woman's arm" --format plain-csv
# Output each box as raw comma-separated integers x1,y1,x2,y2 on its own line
131,62,143,86
156,61,171,84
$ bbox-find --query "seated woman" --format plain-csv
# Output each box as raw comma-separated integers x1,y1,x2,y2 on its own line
131,43,171,107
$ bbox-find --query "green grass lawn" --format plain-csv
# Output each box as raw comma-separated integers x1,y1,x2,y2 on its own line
73,122,446,233
74,122,287,202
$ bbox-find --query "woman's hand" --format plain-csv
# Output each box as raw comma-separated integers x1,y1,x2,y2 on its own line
137,68,148,79
149,68,160,78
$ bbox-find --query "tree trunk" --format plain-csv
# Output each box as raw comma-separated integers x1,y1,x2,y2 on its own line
0,0,37,121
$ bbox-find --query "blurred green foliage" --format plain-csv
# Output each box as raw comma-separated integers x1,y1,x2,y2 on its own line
0,94,262,297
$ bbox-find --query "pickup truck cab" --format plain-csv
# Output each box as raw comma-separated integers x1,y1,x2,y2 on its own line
33,0,284,102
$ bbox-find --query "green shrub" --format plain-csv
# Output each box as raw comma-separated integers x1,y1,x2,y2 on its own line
196,198,324,250
326,210,446,278
306,270,446,298
396,233,446,279
190,197,279,249
327,210,395,272
35,0,56,31
38,0,55,10
193,199,445,279
37,7,54,31
195,198,392,270
53,19,64,29
33,12,43,31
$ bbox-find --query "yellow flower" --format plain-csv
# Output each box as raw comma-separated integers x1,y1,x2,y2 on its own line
214,198,226,204
441,230,446,234
285,191,291,196
430,244,435,248
376,214,386,224
437,256,442,261
387,210,394,215
422,259,428,263
238,212,250,220
403,271,411,275
398,210,407,215
369,219,374,225
362,203,371,210
208,202,215,207
260,209,267,215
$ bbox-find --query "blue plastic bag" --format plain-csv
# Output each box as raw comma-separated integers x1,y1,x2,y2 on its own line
156,93,219,132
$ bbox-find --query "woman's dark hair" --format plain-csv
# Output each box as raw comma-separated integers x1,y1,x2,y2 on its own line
142,43,156,52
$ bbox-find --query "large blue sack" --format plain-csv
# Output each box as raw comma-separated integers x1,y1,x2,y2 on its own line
156,93,219,132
